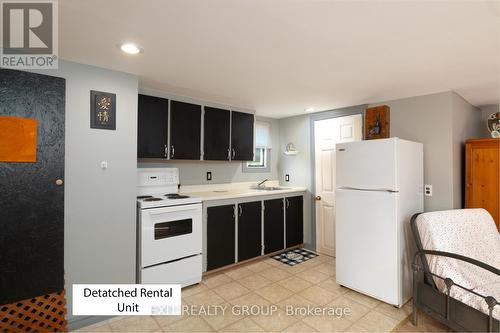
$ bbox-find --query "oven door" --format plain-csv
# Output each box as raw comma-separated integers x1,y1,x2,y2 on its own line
139,203,202,268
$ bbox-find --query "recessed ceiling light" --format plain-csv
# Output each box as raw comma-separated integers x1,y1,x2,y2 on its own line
118,43,143,55
304,107,315,112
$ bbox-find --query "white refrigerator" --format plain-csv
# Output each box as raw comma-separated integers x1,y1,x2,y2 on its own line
335,137,423,307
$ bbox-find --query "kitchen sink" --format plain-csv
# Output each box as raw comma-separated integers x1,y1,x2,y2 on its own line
255,186,290,191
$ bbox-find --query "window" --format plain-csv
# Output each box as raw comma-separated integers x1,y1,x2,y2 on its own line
247,148,267,168
242,121,272,173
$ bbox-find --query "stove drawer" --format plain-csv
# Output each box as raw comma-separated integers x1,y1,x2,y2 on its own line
140,254,202,287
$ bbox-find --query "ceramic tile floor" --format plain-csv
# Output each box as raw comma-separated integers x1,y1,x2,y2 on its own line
75,255,449,332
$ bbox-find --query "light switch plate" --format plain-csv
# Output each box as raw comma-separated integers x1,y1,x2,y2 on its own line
424,184,432,196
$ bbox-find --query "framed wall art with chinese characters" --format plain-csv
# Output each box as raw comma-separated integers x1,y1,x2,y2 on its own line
90,90,116,130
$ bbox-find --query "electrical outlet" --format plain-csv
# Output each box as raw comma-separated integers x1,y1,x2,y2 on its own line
424,184,433,197
206,171,212,181
285,174,290,182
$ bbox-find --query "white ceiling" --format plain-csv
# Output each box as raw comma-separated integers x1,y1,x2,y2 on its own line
59,0,500,118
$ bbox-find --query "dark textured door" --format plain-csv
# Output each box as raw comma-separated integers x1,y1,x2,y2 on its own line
231,111,254,161
207,205,235,270
0,69,65,305
204,107,230,160
170,100,201,160
237,201,262,261
264,199,284,254
286,196,304,247
137,94,168,158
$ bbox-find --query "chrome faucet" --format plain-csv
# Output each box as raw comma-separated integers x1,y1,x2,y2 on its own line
257,179,269,188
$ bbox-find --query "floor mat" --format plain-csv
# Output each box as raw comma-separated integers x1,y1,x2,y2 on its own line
272,248,318,266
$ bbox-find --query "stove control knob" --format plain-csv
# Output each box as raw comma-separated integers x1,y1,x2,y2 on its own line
55,179,64,186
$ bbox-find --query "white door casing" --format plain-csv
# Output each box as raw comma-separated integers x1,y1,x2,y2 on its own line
314,114,362,256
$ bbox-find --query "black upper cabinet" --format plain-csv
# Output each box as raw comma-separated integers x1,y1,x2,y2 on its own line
285,196,304,247
137,95,255,161
264,199,285,254
204,107,230,160
207,205,235,271
237,201,262,262
170,100,201,160
137,94,169,158
231,111,254,161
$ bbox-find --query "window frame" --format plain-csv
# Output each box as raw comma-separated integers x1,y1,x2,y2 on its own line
242,148,271,173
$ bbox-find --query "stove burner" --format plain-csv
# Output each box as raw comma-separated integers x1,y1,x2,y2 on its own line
144,197,163,202
137,195,153,199
165,193,190,199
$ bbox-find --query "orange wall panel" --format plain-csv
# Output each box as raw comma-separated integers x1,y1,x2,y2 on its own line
0,116,38,162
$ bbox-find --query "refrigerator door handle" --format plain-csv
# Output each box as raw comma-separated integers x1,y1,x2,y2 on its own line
337,186,399,193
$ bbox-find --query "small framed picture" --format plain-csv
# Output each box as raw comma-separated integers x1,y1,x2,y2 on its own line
90,90,116,130
365,105,390,140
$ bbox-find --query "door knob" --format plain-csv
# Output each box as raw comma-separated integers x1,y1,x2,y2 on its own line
55,179,64,186
315,196,321,201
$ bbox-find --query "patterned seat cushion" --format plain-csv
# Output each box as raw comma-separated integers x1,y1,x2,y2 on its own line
415,208,500,317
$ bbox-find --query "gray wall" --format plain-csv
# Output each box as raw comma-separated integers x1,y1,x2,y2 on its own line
373,92,455,211
451,93,484,208
278,91,485,251
277,115,313,248
138,116,280,185
34,61,139,324
380,91,485,211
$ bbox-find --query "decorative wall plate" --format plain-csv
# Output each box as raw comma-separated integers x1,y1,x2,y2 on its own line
90,90,116,130
487,112,500,138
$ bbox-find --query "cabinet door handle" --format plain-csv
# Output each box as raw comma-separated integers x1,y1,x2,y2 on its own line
171,145,175,158
232,148,235,159
227,148,231,160
286,199,290,209
164,144,168,158
238,205,242,217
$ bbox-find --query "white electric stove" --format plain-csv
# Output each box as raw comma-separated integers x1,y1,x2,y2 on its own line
136,168,202,287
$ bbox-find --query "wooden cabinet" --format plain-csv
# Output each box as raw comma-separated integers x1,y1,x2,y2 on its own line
264,198,285,254
237,201,262,262
204,107,230,160
137,94,169,158
207,205,235,270
465,138,500,231
170,100,202,160
231,111,254,161
285,196,303,247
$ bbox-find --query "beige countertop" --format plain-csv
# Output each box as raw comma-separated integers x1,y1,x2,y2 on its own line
180,181,307,201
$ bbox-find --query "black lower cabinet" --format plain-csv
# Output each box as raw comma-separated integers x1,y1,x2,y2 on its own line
237,201,262,261
285,196,303,247
264,199,284,254
207,205,235,270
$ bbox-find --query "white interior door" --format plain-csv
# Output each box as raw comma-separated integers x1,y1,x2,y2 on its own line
314,114,362,256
